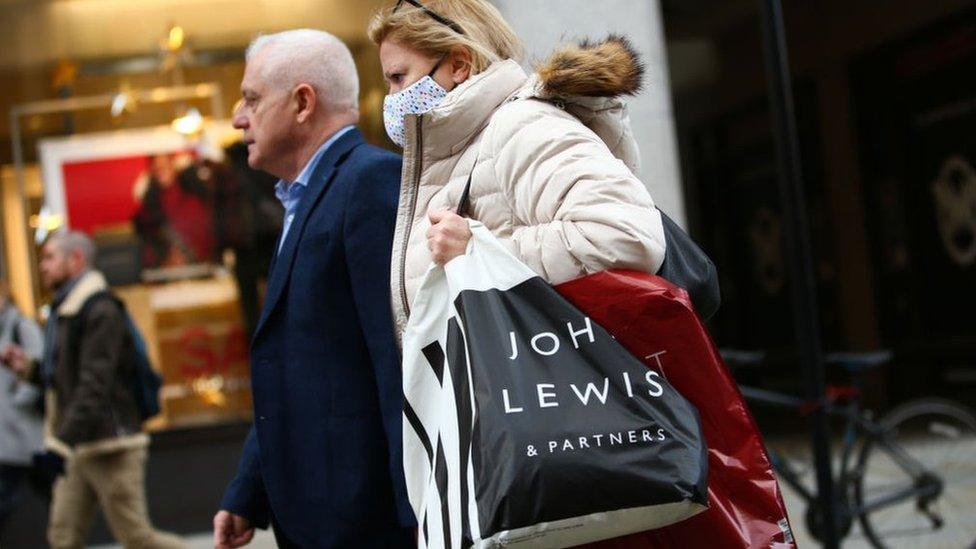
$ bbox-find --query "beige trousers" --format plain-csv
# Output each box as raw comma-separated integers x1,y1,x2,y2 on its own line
48,445,185,549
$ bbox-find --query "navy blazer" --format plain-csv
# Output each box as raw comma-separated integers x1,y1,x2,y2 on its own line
221,128,414,547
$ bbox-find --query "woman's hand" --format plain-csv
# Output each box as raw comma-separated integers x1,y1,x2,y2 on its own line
427,209,471,265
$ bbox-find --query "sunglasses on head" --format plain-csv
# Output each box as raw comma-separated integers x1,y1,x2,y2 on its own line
393,0,466,35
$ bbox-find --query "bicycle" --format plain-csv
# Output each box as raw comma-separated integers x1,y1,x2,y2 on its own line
721,349,976,548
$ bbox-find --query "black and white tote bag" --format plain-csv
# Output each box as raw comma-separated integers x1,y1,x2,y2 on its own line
402,220,708,548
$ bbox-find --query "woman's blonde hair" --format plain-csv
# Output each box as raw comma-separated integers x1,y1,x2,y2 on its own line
367,0,523,74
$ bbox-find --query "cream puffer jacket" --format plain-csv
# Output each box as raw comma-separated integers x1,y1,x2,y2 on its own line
391,37,666,337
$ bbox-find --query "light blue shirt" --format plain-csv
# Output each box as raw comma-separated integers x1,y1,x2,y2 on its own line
274,125,354,253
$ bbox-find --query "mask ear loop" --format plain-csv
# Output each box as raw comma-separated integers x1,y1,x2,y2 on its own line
427,56,446,78
427,54,455,93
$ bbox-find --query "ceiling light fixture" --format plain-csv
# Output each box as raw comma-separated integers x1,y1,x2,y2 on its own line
171,106,204,135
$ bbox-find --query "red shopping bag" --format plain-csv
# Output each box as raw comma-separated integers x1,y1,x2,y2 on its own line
555,270,795,548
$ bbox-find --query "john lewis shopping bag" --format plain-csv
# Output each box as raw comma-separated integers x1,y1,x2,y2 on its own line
401,221,708,549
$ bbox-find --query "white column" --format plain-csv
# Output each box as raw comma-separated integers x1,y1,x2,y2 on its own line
492,0,687,226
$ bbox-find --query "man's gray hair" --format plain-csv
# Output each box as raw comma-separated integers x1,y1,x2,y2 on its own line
246,29,359,112
49,230,96,265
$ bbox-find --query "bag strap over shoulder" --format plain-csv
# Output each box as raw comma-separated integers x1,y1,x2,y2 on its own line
452,94,587,218
1,310,21,346
456,172,474,217
455,95,525,218
453,94,721,318
11,316,22,346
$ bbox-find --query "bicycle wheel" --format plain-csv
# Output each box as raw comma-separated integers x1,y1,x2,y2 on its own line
856,398,976,548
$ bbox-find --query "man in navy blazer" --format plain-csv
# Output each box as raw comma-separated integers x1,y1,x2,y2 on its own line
213,29,414,548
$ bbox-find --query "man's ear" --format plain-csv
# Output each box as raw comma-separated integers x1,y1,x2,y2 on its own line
69,249,86,274
294,84,317,123
449,46,472,85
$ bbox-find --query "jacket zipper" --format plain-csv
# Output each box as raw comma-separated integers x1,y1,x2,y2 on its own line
399,116,424,320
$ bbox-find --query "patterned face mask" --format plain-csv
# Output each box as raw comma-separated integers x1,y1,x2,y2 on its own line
383,60,449,148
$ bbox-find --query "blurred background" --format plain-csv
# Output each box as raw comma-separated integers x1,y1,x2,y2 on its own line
0,0,974,547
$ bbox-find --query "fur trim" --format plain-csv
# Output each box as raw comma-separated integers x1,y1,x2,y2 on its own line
536,34,645,98
57,270,108,317
45,435,74,459
75,433,149,457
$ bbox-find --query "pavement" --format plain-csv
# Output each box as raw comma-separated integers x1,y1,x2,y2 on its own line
91,529,277,549
91,435,976,549
772,435,976,548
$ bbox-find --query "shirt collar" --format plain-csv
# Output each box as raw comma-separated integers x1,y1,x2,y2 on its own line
275,125,355,201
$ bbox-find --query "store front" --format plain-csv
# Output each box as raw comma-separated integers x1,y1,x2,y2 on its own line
663,0,976,411
0,1,391,545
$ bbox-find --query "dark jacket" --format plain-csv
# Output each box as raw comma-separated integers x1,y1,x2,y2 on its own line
220,128,414,547
43,271,145,457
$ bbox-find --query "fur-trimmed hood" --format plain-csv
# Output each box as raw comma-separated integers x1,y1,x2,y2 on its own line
536,34,644,99
412,35,645,171
513,35,646,174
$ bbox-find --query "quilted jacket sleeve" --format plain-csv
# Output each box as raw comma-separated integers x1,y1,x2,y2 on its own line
486,101,666,285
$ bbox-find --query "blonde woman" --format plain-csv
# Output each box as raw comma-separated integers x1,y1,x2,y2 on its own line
369,0,667,337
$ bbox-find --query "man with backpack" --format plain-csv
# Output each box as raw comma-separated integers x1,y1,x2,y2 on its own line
2,230,182,549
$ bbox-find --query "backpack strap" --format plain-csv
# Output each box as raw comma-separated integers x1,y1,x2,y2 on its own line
68,290,123,366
